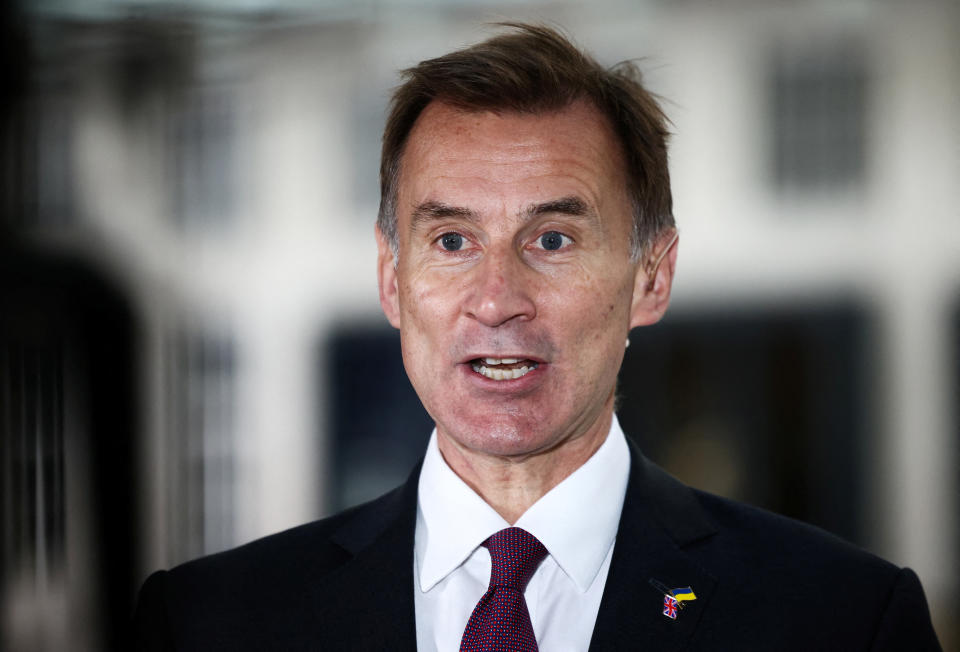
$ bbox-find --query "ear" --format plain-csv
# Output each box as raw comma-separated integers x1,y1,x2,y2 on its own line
629,230,678,328
376,225,402,329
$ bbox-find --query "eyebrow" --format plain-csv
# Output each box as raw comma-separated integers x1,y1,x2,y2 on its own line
409,201,479,230
409,195,599,231
523,196,595,222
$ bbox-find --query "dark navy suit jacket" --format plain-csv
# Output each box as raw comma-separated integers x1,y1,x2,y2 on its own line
134,438,942,650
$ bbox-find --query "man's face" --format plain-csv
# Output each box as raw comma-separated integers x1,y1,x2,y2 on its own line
378,100,671,461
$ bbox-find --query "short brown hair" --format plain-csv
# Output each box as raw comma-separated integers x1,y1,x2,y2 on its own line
378,23,674,260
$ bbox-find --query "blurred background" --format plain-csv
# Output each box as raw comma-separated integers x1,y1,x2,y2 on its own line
1,0,957,649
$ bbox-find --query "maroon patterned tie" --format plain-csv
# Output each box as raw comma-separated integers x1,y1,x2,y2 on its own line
460,527,548,652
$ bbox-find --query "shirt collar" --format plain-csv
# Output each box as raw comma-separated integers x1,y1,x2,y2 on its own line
416,433,508,592
416,416,630,593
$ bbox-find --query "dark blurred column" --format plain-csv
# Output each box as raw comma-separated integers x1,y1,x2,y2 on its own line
0,2,139,650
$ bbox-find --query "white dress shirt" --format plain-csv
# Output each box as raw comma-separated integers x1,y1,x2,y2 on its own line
414,416,631,652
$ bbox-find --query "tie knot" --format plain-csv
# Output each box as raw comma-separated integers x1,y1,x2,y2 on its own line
483,527,548,592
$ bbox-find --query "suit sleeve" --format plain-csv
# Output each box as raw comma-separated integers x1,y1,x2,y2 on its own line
869,567,942,652
133,570,176,652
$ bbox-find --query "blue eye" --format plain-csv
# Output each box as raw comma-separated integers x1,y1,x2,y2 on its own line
440,233,463,251
539,231,567,251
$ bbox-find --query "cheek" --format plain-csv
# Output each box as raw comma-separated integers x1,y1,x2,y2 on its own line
397,271,471,367
400,271,452,323
559,283,632,385
550,272,633,339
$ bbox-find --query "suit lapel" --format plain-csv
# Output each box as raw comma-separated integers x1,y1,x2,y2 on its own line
306,438,720,650
311,465,420,651
589,439,719,651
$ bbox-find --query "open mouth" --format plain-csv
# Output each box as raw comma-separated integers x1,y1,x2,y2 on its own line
469,357,540,381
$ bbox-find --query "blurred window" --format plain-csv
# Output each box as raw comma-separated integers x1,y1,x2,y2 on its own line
168,83,238,229
324,324,432,514
350,84,385,213
3,93,76,229
165,331,236,560
0,249,138,651
770,40,868,191
618,304,868,546
0,343,67,586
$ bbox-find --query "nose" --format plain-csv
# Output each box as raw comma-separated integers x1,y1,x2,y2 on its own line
463,248,536,327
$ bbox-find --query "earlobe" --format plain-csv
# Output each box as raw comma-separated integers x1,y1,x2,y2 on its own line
629,230,678,328
376,226,402,329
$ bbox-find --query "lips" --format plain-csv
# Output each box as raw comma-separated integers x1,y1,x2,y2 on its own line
469,357,541,381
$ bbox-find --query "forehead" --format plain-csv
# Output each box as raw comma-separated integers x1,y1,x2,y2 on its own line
396,100,629,221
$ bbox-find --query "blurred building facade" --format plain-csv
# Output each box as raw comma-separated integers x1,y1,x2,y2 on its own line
1,0,958,649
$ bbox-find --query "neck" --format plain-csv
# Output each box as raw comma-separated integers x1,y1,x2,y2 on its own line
436,410,614,524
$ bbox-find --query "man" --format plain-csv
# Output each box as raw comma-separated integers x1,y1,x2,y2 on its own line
134,24,941,650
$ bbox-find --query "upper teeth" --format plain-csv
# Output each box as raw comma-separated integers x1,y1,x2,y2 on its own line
471,358,537,381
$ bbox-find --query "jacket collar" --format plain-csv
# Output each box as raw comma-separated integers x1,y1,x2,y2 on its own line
312,463,421,651
589,436,719,650
316,433,719,650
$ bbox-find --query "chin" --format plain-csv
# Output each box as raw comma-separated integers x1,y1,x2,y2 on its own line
444,413,559,459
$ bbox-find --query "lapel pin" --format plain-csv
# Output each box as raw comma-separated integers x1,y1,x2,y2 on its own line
649,578,698,620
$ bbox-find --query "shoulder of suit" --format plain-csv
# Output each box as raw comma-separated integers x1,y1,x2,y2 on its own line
163,479,411,589
629,446,901,583
674,488,941,648
686,487,902,589
134,481,417,648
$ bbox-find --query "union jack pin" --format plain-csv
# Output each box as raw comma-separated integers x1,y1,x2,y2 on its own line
650,578,697,620
663,594,679,619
